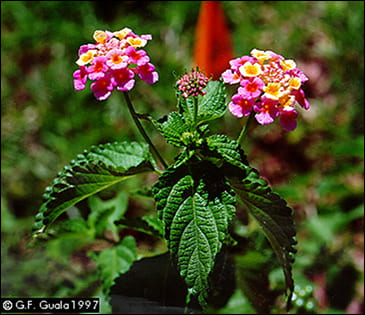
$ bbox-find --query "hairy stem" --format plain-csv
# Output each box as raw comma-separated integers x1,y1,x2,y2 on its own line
190,96,199,132
123,92,168,169
237,111,255,144
193,96,199,126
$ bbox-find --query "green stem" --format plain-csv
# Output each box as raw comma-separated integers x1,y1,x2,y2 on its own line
123,92,168,169
193,96,199,129
237,111,255,144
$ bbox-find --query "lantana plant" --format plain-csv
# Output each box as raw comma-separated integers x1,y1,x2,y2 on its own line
32,28,310,312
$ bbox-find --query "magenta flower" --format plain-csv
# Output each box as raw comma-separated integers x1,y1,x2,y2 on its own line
73,28,158,101
106,49,128,69
90,74,114,101
229,56,256,71
112,68,135,91
125,46,150,66
254,97,279,125
88,56,108,80
279,109,298,131
229,94,255,118
78,44,97,56
238,77,264,99
288,68,308,83
292,88,310,110
136,63,159,85
73,66,88,91
221,69,241,85
221,49,310,131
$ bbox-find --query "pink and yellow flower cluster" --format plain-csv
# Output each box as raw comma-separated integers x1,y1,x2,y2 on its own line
222,49,310,131
73,28,158,100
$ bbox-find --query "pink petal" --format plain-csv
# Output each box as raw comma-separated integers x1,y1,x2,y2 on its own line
221,69,240,84
279,110,298,131
293,88,310,110
74,79,86,91
116,79,135,91
229,102,244,118
255,111,274,125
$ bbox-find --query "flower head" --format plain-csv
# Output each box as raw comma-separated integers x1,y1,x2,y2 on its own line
176,68,210,98
73,28,158,100
221,48,310,131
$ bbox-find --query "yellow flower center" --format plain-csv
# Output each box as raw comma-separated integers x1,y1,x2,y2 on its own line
93,30,108,44
251,49,271,64
263,82,283,100
239,62,262,77
111,54,123,64
280,59,296,71
127,37,147,48
114,28,132,40
279,93,295,107
76,50,97,66
289,77,301,90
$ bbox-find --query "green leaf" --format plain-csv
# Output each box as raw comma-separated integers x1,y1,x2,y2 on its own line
32,141,155,234
197,81,227,124
227,167,297,309
141,215,165,237
155,111,189,147
198,135,296,307
178,81,226,126
89,235,137,295
153,160,236,307
116,215,165,238
203,134,249,169
235,251,275,314
46,230,92,264
87,191,129,241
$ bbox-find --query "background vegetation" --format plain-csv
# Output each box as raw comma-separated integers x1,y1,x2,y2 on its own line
1,1,363,314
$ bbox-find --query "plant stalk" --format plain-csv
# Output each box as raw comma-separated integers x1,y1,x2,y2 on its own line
237,111,255,144
123,92,168,169
193,96,199,127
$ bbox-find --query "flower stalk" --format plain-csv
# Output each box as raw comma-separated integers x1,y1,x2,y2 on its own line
123,92,168,169
237,110,255,144
193,96,199,129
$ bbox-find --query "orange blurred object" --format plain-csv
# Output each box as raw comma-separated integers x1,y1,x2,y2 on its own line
193,1,234,80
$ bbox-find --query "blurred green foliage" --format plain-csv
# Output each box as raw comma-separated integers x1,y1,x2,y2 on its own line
1,1,363,314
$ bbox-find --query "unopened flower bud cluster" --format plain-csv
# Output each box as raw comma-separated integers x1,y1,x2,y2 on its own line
176,69,210,98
